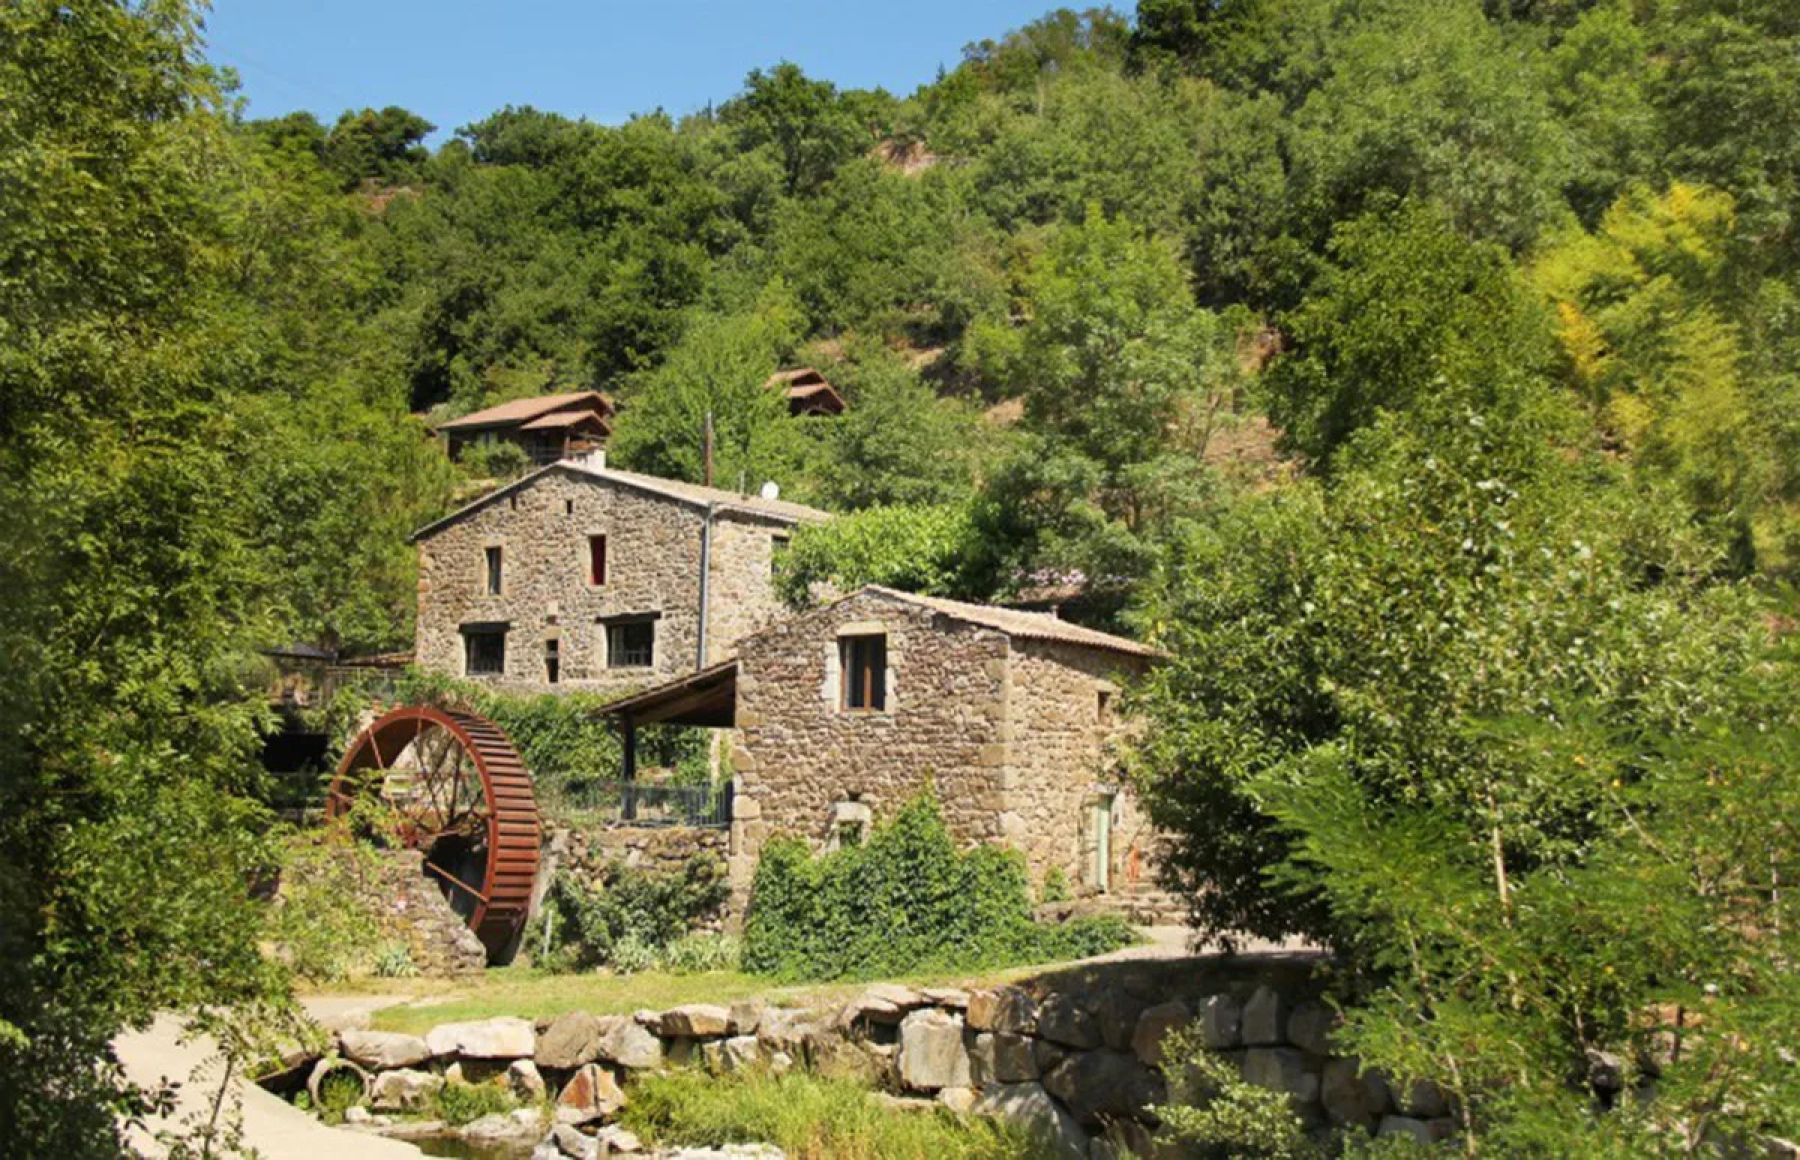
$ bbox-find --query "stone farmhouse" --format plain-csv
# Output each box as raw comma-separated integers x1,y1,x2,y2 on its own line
411,453,829,695
598,586,1167,906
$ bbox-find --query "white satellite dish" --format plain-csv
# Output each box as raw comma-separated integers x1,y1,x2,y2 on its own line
759,480,781,501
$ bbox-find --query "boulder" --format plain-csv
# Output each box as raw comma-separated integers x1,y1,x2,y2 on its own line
338,1029,431,1071
755,1007,817,1056
923,987,971,1010
597,1017,665,1070
370,1068,443,1113
1285,1000,1338,1057
556,1063,627,1125
1241,986,1287,1046
1037,994,1102,1050
1198,994,1242,1049
660,1004,732,1038
1131,1000,1191,1068
508,1058,547,1102
968,1033,996,1087
896,1008,972,1092
552,1122,599,1160
1398,1077,1450,1119
1042,1050,1164,1125
536,1011,604,1069
1377,1115,1434,1144
992,1031,1040,1083
972,1081,1088,1160
1035,1038,1070,1075
464,1110,542,1149
708,1036,762,1074
427,1017,537,1060
1586,1049,1624,1094
1321,1058,1389,1129
938,1086,978,1115
1243,1047,1320,1104
729,1000,766,1036
595,1124,645,1153
1095,991,1147,1053
966,987,1039,1035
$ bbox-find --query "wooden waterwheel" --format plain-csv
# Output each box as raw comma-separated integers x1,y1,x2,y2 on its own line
326,705,541,963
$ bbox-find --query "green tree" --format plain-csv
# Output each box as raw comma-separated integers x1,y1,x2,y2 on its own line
723,63,871,197
323,104,435,189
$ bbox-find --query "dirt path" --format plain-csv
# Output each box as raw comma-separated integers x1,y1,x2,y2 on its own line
116,999,423,1159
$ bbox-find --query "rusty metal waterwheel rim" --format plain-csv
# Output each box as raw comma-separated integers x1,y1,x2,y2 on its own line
326,705,540,962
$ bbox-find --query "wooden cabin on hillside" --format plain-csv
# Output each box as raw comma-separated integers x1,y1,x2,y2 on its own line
436,391,615,466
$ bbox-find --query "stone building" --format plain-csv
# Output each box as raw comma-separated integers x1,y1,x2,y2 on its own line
411,454,829,695
600,586,1166,907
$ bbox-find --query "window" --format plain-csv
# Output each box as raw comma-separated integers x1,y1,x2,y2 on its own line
544,638,560,684
606,617,655,669
588,534,607,586
564,499,575,516
840,633,887,711
463,628,506,676
484,545,503,595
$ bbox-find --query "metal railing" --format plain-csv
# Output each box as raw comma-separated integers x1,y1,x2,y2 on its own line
553,779,732,828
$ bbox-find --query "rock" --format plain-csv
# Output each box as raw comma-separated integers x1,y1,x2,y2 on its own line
664,1037,697,1068
556,1063,627,1124
923,987,971,1009
1038,994,1102,1050
1286,1001,1337,1057
534,1142,564,1160
1377,1115,1434,1144
312,1007,373,1036
595,1123,645,1153
768,1050,794,1075
660,1004,732,1038
1321,1058,1389,1129
338,1029,432,1071
597,1016,665,1070
966,987,1039,1035
1199,994,1242,1049
552,1122,598,1160
1241,986,1288,1046
937,1086,977,1115
1035,1038,1069,1075
306,1057,370,1108
1243,1047,1321,1104
1095,991,1146,1053
968,1033,996,1087
755,1008,817,1056
979,1031,1031,1083
729,1000,766,1036
464,1110,541,1149
839,984,927,1028
1586,1049,1624,1093
536,1011,604,1069
716,1035,762,1074
897,1008,972,1092
1131,1000,1191,1068
427,1016,537,1060
1398,1077,1450,1119
343,1105,372,1125
972,1081,1088,1160
370,1068,443,1113
1043,1050,1165,1125
508,1058,547,1101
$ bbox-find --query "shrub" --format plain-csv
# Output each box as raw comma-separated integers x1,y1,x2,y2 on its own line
371,942,419,979
433,1079,516,1127
457,440,532,481
265,828,385,982
529,853,730,973
742,794,1135,980
1039,865,1071,904
660,932,743,974
1150,1025,1313,1157
621,1068,1025,1159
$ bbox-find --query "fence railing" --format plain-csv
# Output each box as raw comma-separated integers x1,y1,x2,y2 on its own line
552,780,732,828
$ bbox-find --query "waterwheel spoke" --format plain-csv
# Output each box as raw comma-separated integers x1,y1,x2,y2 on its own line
424,858,490,903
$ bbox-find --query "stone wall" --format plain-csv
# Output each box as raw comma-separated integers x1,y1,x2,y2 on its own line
361,851,488,977
285,953,1459,1156
730,592,1012,889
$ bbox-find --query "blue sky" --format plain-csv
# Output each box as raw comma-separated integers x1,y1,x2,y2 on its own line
204,1,1064,142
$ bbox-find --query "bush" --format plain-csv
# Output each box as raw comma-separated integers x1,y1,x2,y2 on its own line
660,932,743,974
621,1068,1025,1159
265,828,386,982
433,1079,517,1127
529,853,730,973
742,795,1135,980
457,439,532,481
1150,1025,1313,1157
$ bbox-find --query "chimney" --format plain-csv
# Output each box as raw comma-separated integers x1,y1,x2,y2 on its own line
581,448,607,471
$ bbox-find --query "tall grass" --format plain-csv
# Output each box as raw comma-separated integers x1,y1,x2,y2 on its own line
620,1069,1030,1160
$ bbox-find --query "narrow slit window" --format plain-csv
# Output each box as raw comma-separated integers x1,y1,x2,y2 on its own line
484,546,503,595
840,634,887,711
588,534,607,586
544,638,560,684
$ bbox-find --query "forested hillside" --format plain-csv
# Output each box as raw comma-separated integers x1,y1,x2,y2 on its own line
4,0,1800,1152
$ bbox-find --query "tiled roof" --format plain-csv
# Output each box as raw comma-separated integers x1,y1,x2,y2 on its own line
518,410,611,432
862,586,1160,658
435,391,613,431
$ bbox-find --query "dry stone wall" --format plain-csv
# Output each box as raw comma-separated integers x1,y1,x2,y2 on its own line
415,468,797,695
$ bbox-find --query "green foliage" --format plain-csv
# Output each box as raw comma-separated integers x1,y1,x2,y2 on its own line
456,439,533,482
371,943,419,980
313,1064,368,1126
532,855,729,973
1038,865,1071,904
1151,1025,1313,1158
265,830,387,983
659,932,744,975
432,1078,516,1127
742,795,1134,980
774,504,982,607
621,1067,1026,1159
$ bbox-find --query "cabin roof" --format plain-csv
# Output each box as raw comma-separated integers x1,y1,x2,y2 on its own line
435,391,614,432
